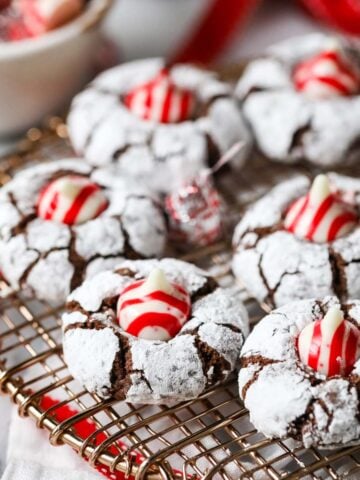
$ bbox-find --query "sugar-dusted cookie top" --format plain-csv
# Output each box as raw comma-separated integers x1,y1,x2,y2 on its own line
0,159,167,303
68,59,252,193
63,258,249,403
239,296,360,448
233,173,360,308
236,34,360,166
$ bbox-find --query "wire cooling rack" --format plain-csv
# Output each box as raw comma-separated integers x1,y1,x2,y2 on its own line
2,119,360,480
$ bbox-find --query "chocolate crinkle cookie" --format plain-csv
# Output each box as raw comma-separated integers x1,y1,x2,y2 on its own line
236,33,360,167
239,296,360,449
233,172,360,308
62,258,249,404
67,58,252,193
0,159,166,303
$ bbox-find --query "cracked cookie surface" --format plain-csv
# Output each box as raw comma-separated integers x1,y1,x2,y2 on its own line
239,296,360,448
0,159,167,303
67,58,252,193
62,258,249,403
232,173,360,308
236,33,360,166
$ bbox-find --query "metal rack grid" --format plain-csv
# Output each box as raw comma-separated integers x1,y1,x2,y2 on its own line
1,119,360,480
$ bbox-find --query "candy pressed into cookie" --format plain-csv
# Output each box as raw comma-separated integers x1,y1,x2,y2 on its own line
236,34,360,166
0,159,166,303
62,258,249,403
239,296,360,448
67,58,252,193
232,173,360,308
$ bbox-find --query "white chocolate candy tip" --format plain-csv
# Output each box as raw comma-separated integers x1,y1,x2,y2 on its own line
324,37,341,52
309,174,331,205
60,177,82,198
143,268,173,295
322,306,344,331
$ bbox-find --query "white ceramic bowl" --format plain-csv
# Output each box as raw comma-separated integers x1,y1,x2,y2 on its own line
0,0,112,137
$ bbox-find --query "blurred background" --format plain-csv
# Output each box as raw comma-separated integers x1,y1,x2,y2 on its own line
105,0,327,64
1,0,359,152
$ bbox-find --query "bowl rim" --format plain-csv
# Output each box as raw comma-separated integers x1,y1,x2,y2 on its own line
0,0,113,60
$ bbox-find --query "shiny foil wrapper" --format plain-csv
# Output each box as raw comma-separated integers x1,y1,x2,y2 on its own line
165,174,223,247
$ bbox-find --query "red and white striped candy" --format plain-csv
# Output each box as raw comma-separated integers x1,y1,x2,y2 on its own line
18,0,84,36
124,68,195,124
293,48,359,98
117,268,191,341
298,307,360,377
284,174,357,243
37,175,108,225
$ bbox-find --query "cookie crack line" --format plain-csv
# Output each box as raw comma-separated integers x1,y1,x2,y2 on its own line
328,247,348,301
240,354,281,400
288,121,312,157
194,335,231,388
84,102,121,152
214,322,242,334
129,369,154,394
235,223,283,251
109,334,133,400
19,254,40,289
63,320,133,400
112,144,132,162
289,395,334,444
258,252,300,308
7,192,37,236
67,211,147,293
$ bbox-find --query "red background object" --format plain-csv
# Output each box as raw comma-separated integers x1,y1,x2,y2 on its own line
172,0,260,64
301,0,360,36
40,396,137,480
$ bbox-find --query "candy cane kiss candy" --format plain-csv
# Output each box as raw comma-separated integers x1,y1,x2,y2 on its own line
37,175,108,225
298,306,360,377
117,268,191,341
284,174,357,243
18,0,84,36
293,42,360,98
125,68,195,124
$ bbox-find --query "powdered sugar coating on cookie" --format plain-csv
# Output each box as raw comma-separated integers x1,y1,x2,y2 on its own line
63,258,249,403
239,296,360,448
232,173,360,308
68,58,252,193
236,34,360,166
0,159,167,303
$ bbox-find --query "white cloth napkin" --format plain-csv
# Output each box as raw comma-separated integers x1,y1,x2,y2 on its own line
0,397,103,480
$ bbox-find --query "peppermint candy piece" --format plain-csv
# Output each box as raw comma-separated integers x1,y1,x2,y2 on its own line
37,175,108,225
284,174,357,243
124,68,195,124
293,47,359,98
117,268,191,341
18,0,84,36
298,306,360,377
165,174,222,247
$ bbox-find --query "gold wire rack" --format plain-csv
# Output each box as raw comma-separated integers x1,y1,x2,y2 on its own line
2,119,360,480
